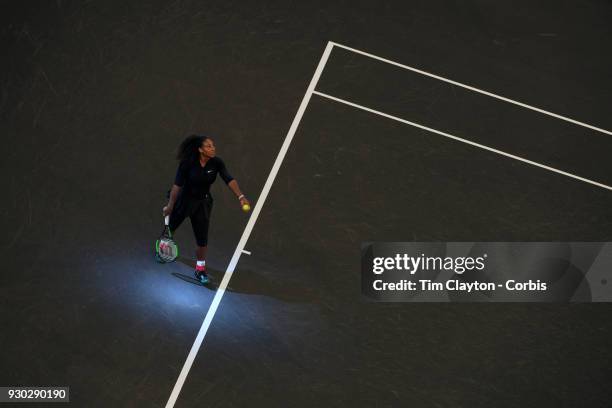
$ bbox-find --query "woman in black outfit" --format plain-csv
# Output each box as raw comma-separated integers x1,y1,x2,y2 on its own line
163,134,250,284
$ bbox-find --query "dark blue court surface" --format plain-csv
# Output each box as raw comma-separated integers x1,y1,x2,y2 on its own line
1,1,611,407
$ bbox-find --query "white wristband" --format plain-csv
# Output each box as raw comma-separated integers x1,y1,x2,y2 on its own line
238,194,245,200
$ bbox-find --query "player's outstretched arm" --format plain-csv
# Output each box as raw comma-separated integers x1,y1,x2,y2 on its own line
227,180,250,208
163,184,182,216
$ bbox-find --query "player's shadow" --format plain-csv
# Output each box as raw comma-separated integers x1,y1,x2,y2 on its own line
171,272,206,287
172,256,318,303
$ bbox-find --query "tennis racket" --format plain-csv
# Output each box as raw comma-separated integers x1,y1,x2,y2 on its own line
155,215,178,263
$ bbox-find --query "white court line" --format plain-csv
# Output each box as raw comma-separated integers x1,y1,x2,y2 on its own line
330,42,612,137
313,91,612,192
164,41,335,408
241,249,252,255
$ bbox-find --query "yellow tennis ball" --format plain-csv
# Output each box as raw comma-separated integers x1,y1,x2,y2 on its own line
242,204,251,212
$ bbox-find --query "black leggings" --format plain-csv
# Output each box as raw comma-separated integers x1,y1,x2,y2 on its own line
169,193,213,246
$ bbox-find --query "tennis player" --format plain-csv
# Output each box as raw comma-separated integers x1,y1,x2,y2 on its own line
163,134,250,284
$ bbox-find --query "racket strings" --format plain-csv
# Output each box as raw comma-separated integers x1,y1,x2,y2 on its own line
158,239,178,262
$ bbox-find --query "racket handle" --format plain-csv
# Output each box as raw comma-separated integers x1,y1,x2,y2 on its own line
164,215,170,226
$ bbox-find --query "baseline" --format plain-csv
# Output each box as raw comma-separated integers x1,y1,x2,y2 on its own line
164,42,335,408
